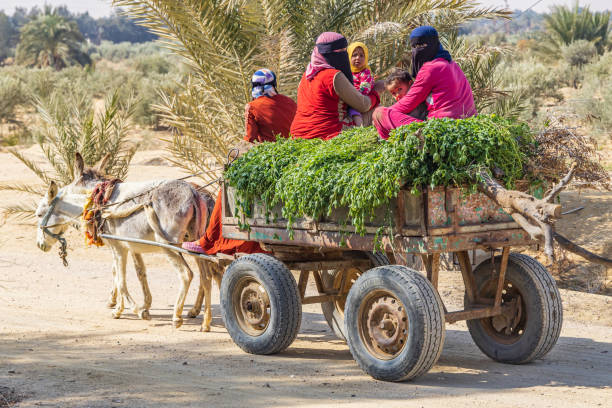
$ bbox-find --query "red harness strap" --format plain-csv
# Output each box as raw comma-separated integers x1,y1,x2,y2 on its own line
82,179,121,246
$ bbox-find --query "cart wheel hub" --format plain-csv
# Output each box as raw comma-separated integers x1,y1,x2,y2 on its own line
479,278,526,344
363,295,408,357
493,296,522,334
238,281,270,329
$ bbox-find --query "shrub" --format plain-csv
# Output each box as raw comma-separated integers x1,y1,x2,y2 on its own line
583,51,612,78
133,54,171,75
0,75,27,123
91,40,165,62
113,0,511,184
573,74,612,137
498,58,564,118
561,40,598,68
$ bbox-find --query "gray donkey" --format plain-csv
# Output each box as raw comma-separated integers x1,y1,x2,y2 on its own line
35,153,221,331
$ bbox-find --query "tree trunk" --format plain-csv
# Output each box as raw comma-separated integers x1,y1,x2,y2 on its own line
476,169,612,267
477,171,560,260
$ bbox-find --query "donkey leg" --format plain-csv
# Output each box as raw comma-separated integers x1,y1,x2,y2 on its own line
110,248,127,319
201,267,212,332
201,262,223,332
111,247,140,319
131,253,152,320
188,260,207,319
164,250,193,328
106,263,118,309
211,264,223,289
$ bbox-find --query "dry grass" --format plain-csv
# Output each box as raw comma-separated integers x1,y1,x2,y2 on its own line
527,246,611,295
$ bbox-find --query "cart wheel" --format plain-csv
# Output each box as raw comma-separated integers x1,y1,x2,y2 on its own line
465,253,562,364
345,265,445,381
220,254,301,355
321,252,389,341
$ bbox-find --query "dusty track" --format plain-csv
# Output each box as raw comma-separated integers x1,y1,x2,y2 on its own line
1,150,611,407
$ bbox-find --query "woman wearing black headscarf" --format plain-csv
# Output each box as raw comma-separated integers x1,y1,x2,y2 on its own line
290,32,380,140
373,25,476,139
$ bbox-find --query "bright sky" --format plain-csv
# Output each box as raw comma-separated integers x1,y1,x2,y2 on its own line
0,0,609,18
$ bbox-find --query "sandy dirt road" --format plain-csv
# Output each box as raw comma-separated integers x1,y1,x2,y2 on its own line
1,150,611,407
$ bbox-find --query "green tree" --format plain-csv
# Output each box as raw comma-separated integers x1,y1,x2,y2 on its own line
114,0,510,184
543,2,610,55
15,11,91,70
0,12,18,61
98,12,157,43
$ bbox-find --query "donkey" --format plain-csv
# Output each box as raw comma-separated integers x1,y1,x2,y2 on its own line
35,153,221,331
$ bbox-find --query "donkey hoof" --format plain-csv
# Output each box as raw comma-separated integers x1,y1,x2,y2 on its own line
106,301,117,309
187,308,200,318
139,310,151,320
172,318,183,328
112,311,122,319
200,324,211,332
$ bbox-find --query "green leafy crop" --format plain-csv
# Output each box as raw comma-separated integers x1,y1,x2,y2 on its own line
225,115,533,240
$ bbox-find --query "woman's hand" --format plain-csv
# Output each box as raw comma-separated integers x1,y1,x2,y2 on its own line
373,80,386,93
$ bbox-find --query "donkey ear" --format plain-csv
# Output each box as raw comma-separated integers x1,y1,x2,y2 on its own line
95,153,111,174
47,181,58,204
74,152,85,177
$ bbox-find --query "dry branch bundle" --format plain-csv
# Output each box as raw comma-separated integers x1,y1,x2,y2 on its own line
527,114,610,191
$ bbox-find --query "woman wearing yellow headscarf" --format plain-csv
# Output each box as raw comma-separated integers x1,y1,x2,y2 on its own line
346,41,375,125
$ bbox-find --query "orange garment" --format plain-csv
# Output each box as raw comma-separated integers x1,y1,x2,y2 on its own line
244,94,297,143
199,189,266,255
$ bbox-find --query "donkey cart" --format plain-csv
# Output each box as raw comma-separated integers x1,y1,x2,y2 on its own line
215,182,562,382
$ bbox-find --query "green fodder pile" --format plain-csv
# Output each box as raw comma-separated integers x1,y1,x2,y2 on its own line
225,115,532,237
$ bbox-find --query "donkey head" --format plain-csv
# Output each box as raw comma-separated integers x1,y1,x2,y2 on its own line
35,181,67,252
71,151,111,189
35,153,111,251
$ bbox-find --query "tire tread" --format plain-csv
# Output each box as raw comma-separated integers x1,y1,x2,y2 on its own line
346,265,445,381
466,253,562,364
221,254,301,355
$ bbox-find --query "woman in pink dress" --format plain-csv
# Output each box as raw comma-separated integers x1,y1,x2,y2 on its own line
373,25,477,139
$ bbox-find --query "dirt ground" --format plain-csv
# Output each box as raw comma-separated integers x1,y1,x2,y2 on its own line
1,149,611,407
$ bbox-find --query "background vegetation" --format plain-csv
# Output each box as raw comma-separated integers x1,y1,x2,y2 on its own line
0,1,610,170
0,1,609,292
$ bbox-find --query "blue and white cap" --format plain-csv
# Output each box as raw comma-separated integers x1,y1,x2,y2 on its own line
251,69,277,98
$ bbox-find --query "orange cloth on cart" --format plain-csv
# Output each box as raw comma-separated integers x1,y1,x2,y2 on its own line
198,189,266,255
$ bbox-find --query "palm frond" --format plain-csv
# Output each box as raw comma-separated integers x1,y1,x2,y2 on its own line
1,204,37,221
8,149,54,185
115,0,520,173
0,183,46,196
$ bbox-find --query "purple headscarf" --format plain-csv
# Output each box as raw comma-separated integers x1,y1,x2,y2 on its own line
305,32,352,83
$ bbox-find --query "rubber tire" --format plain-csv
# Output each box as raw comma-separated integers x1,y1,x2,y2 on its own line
220,254,301,355
465,253,563,364
345,265,446,382
321,252,389,341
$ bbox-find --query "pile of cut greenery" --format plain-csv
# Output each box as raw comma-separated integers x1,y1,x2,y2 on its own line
225,115,534,240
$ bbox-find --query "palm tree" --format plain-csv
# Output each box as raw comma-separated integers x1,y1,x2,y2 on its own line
15,11,91,70
543,1,610,55
0,89,138,219
113,0,510,184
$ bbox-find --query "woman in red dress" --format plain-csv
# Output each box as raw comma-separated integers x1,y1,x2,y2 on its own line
182,68,296,255
244,68,297,143
290,32,380,140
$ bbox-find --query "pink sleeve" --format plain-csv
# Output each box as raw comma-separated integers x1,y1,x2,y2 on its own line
391,65,435,115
